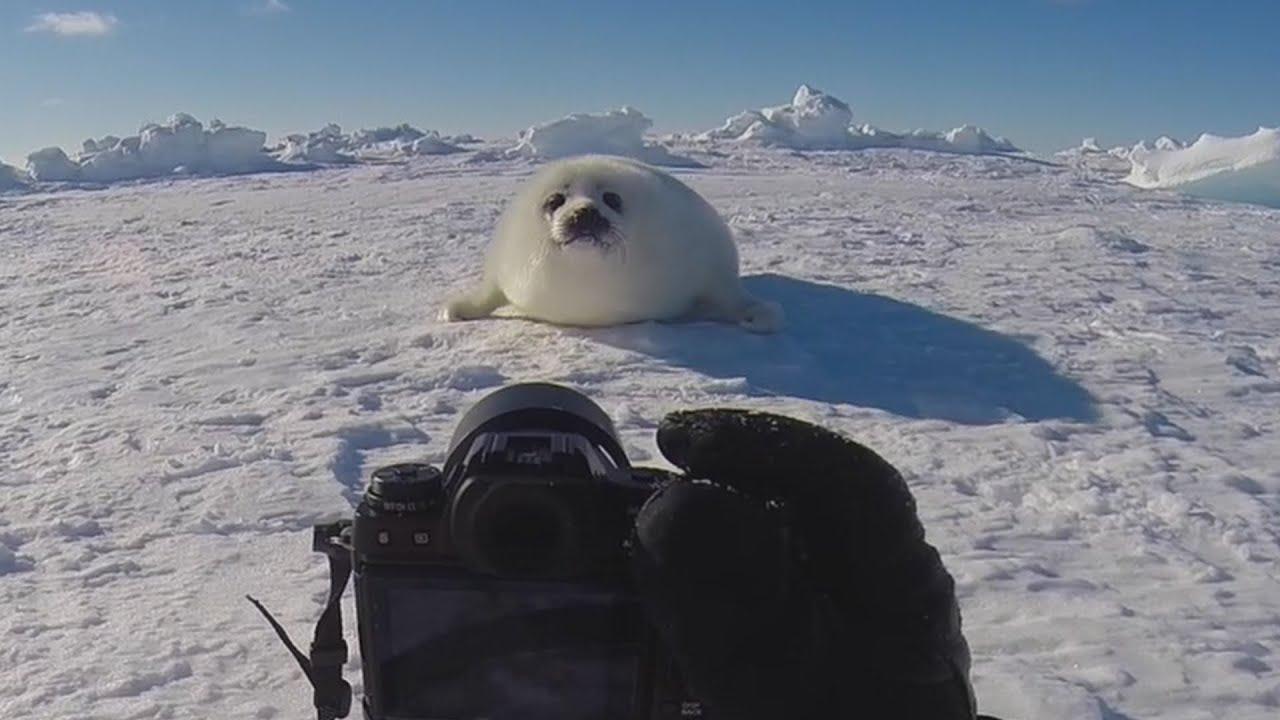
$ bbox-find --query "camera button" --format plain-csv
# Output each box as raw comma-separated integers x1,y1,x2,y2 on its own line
681,702,706,717
412,531,430,546
376,530,391,546
661,701,705,718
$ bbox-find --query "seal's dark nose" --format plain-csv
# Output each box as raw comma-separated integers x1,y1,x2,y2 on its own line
565,206,611,236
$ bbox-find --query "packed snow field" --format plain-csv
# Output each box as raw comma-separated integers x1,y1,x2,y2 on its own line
2,138,1280,720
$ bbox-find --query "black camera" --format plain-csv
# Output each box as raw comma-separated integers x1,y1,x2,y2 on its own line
253,383,708,720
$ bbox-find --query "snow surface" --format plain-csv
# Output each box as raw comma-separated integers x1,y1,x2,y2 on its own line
1126,127,1280,208
3,142,1280,720
504,106,701,167
701,85,1021,156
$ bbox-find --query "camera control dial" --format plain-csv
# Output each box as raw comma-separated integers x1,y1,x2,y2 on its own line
367,463,443,513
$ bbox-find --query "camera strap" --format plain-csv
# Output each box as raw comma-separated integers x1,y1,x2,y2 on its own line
246,526,354,720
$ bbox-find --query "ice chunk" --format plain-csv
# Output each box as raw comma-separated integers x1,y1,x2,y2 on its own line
701,110,770,142
505,106,699,166
204,121,270,173
1125,127,1280,208
408,133,464,156
23,113,278,184
701,85,1021,155
273,123,463,163
701,85,854,150
350,123,425,148
82,135,120,154
939,124,1019,155
1056,138,1112,161
81,142,145,182
136,113,207,173
759,84,855,149
1,161,28,191
276,124,356,165
868,125,1021,155
26,146,81,181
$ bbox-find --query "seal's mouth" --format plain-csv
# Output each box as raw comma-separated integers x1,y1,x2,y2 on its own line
560,232,611,248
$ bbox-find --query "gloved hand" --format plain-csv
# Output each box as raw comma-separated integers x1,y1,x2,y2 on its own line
631,409,977,720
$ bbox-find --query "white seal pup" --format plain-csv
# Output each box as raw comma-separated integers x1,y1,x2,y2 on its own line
441,155,782,333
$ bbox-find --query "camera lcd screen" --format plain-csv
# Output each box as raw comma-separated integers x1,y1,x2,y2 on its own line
372,576,646,720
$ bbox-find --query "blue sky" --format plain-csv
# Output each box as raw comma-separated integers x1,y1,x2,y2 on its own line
2,0,1278,163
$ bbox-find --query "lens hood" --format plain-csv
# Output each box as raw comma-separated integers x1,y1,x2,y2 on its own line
442,382,629,481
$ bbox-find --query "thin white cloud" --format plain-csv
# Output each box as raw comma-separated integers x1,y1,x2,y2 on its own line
247,0,291,15
40,98,67,108
25,11,119,37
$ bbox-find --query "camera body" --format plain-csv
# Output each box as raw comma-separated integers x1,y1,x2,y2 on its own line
341,383,707,720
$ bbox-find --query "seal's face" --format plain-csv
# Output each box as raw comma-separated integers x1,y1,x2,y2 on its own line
537,172,631,251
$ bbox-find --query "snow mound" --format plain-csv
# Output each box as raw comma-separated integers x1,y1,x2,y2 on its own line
349,124,464,157
409,133,466,156
887,125,1019,155
702,85,1021,156
703,84,854,149
1056,137,1132,160
24,114,279,183
350,123,426,148
1055,138,1135,174
0,161,28,191
1079,138,1106,154
273,123,464,165
1125,127,1280,208
276,124,358,165
27,147,81,181
504,106,700,167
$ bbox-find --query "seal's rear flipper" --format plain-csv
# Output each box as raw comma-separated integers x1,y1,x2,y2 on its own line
687,292,784,334
736,298,784,334
440,282,508,322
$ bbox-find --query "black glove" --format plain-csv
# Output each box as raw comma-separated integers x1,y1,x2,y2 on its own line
631,410,977,720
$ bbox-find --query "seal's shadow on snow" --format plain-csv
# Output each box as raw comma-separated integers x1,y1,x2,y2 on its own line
586,274,1097,425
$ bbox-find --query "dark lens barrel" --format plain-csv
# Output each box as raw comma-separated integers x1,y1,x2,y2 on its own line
451,480,583,578
443,383,629,480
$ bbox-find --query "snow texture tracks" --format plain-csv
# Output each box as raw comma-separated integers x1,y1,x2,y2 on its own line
1,150,1278,718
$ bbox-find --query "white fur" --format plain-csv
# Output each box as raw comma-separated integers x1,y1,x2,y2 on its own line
441,155,782,332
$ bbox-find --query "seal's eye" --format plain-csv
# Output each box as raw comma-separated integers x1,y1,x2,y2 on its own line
543,193,566,214
602,192,623,213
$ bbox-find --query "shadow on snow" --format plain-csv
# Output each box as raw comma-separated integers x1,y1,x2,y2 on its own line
582,274,1097,426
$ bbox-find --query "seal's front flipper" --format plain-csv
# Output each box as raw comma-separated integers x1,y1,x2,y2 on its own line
440,281,507,322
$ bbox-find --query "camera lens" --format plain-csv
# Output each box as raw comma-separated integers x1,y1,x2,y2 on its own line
451,481,582,577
